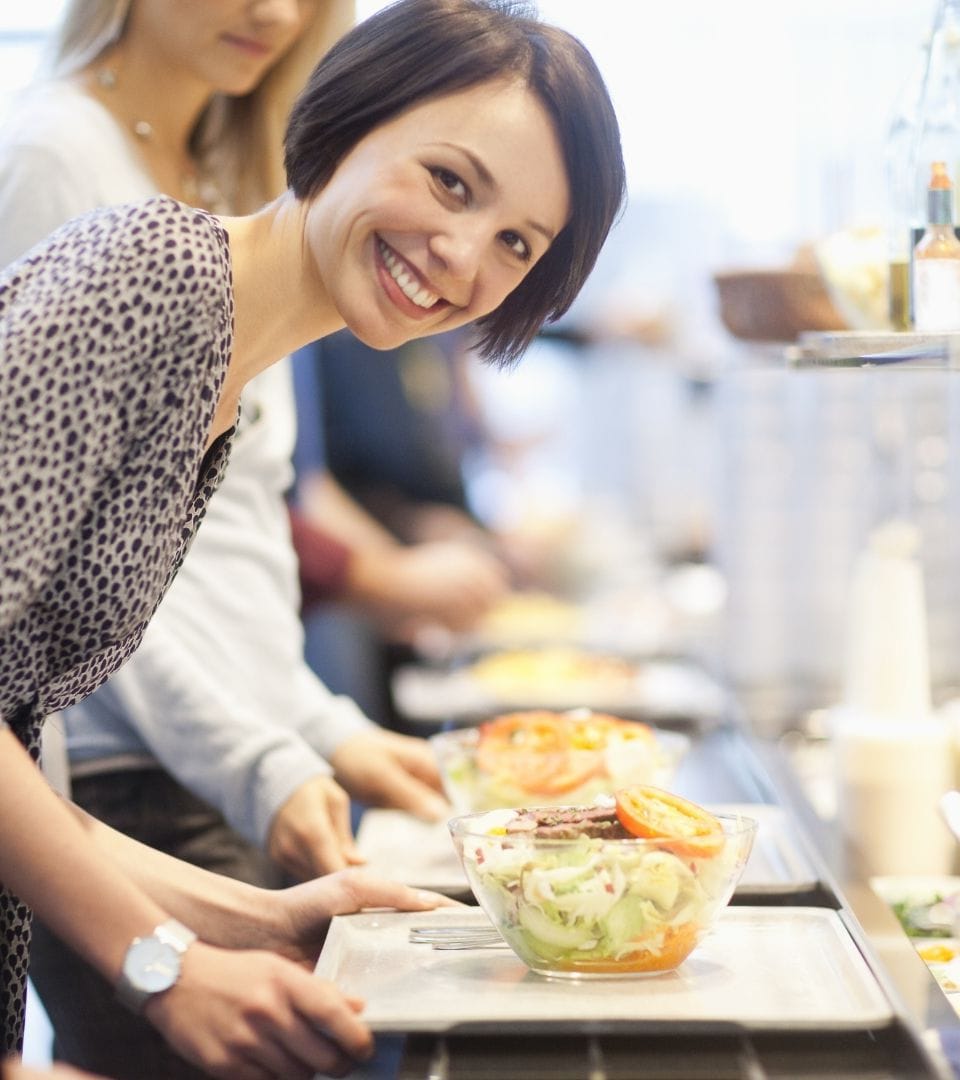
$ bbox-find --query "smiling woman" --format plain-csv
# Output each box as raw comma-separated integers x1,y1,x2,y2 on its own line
0,0,624,1075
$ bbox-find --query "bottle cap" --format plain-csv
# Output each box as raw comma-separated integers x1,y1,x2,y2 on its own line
931,161,953,189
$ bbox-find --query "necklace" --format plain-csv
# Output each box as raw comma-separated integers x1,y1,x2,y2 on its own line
94,67,226,211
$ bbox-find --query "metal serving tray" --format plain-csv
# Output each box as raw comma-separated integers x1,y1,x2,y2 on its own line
314,906,892,1033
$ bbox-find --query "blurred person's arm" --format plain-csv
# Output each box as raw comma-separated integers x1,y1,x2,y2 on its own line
298,467,407,551
296,468,509,632
67,617,364,876
71,548,449,881
0,140,101,266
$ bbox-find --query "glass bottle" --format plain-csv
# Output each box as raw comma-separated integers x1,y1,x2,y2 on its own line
913,161,960,330
907,0,960,321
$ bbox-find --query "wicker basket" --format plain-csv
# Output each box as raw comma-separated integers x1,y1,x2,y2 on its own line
713,268,848,342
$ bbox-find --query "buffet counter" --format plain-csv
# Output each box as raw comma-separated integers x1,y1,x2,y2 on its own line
334,720,960,1079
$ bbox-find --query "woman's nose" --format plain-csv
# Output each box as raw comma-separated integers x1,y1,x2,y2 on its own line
248,0,303,31
429,227,484,286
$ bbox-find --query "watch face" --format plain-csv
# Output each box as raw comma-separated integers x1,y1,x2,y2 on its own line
123,937,182,993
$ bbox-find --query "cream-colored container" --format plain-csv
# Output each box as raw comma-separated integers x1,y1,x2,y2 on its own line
832,709,954,875
832,520,953,875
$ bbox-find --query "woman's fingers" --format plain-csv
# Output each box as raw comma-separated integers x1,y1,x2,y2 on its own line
326,868,458,915
293,977,373,1062
150,945,373,1078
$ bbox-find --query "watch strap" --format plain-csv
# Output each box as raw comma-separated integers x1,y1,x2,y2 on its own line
154,918,198,952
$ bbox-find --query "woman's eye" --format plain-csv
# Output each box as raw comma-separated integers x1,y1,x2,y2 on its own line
501,230,531,262
431,167,468,203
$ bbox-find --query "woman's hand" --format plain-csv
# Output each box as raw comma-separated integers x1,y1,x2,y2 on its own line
349,540,508,633
269,734,449,881
275,869,457,966
267,775,364,880
330,729,449,824
148,876,455,1078
146,942,370,1079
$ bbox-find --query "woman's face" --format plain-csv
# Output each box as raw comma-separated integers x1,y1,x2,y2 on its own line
303,78,571,350
126,0,313,95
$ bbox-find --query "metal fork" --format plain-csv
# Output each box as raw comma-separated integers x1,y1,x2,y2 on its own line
409,925,506,949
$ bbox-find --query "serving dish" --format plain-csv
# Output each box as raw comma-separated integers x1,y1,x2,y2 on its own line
712,267,846,342
314,906,893,1031
448,801,756,977
430,711,690,812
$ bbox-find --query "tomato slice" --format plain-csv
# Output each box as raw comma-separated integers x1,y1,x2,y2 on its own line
475,711,602,795
614,785,723,858
475,712,566,773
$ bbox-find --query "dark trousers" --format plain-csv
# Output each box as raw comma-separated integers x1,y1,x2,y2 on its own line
28,768,283,1080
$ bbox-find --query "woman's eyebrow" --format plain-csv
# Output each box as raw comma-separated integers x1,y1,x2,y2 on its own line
439,141,557,243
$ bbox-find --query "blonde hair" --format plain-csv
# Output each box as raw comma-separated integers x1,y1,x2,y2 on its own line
46,0,355,212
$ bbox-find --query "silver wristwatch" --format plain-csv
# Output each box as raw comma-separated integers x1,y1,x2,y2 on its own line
115,918,197,1013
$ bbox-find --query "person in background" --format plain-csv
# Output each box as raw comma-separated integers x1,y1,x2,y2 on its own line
293,328,525,727
0,2,625,1077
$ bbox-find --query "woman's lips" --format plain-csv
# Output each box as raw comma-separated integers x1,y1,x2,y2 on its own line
376,238,444,317
221,33,273,59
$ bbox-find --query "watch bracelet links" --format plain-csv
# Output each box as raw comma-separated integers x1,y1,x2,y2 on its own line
115,917,198,1014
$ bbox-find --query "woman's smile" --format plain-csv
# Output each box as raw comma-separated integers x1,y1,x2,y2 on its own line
376,237,446,316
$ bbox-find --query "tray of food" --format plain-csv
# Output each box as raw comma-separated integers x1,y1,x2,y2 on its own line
391,648,727,728
314,906,892,1032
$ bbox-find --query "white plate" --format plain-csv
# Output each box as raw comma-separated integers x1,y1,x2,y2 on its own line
314,906,892,1032
354,803,819,897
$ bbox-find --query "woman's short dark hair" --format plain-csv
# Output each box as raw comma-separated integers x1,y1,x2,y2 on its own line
284,0,625,366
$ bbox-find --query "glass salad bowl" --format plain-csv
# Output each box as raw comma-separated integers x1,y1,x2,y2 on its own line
449,790,757,979
431,709,690,813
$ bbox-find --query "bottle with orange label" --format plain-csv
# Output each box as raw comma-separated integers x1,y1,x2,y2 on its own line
912,160,960,330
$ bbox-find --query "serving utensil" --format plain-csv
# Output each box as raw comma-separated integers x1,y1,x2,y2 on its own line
409,925,505,949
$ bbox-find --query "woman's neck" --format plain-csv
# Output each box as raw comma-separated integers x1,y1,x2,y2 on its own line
205,195,345,447
79,43,215,206
217,194,345,414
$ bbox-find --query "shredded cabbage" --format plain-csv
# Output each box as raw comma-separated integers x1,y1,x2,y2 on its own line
460,815,740,974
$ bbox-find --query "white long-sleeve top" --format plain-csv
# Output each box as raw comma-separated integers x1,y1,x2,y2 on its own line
0,80,372,846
